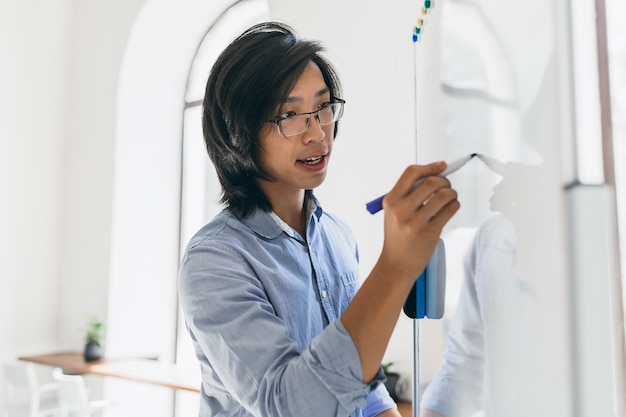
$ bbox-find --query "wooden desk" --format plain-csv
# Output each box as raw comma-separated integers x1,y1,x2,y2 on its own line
21,352,413,415
18,351,201,392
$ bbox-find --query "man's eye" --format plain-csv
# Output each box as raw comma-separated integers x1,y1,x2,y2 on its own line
278,111,297,120
319,102,332,109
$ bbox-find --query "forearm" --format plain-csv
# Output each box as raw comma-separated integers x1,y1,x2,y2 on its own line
341,260,418,382
343,163,459,383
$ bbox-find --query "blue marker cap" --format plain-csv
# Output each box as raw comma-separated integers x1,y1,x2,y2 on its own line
366,195,385,214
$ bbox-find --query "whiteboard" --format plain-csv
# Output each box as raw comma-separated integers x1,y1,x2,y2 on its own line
415,0,625,416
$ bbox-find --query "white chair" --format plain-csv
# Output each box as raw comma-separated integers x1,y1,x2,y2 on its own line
51,369,111,417
2,361,61,417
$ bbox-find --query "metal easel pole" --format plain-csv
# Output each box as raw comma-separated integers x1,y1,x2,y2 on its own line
413,319,420,417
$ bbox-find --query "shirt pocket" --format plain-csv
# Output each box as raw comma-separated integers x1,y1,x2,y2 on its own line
339,271,359,311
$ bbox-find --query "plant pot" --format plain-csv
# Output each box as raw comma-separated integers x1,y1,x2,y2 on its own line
83,341,103,362
384,371,400,402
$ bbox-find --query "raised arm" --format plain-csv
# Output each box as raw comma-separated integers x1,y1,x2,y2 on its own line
341,161,460,382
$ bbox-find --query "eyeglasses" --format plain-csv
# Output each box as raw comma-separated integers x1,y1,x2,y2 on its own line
265,98,345,137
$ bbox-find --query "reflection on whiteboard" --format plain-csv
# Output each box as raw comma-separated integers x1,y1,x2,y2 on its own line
416,0,572,415
422,158,554,416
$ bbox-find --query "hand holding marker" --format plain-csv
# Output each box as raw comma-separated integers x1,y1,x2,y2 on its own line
366,153,478,214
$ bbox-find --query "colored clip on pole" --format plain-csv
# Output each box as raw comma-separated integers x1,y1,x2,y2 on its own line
412,25,421,43
403,238,446,319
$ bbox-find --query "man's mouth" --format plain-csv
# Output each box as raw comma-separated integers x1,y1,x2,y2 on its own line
301,155,324,165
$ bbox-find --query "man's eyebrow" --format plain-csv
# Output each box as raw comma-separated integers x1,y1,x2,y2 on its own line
283,87,330,104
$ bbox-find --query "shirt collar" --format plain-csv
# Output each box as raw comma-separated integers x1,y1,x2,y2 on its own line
240,196,323,239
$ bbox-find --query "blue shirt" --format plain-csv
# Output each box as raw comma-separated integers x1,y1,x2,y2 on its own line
178,199,395,417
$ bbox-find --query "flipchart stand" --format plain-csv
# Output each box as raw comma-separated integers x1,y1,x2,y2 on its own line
402,239,446,417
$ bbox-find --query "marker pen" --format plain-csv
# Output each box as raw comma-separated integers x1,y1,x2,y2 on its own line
366,153,477,214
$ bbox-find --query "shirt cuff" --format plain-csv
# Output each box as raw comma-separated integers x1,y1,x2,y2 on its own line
303,319,384,413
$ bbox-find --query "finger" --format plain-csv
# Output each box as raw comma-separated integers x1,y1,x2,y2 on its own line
422,189,460,228
430,199,461,230
393,162,447,197
405,176,452,214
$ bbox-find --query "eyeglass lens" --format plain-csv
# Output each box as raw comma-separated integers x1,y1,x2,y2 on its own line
280,102,343,137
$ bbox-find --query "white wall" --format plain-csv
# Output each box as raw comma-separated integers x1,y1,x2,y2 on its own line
57,0,147,346
0,0,73,357
0,0,145,406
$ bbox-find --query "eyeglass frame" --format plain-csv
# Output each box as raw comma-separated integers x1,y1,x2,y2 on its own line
265,98,346,137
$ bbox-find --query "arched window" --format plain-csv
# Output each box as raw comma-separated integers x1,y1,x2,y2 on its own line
109,1,268,416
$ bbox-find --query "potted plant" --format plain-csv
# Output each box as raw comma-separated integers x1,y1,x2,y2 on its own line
83,315,105,362
382,362,401,402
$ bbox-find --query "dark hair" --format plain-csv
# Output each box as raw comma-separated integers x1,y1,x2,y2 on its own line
202,21,343,218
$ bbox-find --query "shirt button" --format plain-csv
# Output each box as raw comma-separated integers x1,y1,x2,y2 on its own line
321,290,328,298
